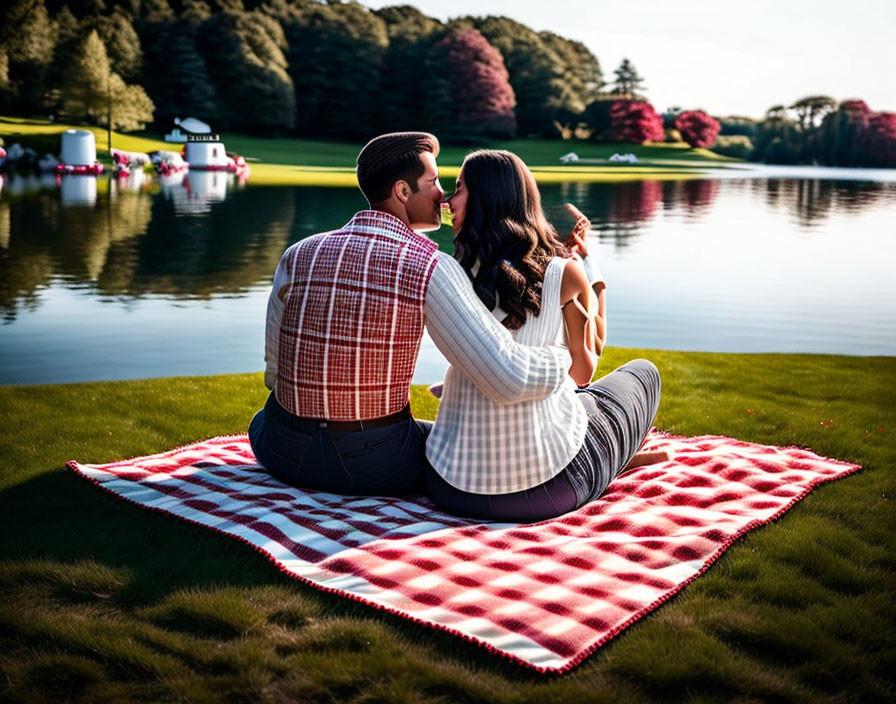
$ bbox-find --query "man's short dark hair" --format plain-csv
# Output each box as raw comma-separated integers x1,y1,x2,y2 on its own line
356,132,440,206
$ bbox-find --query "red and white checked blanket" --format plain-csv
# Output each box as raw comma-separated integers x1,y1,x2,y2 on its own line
68,431,859,673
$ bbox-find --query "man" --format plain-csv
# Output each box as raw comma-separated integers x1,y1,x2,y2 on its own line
249,132,571,495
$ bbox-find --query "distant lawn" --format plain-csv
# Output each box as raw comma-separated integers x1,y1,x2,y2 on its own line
1,349,893,702
1,116,742,188
217,132,736,168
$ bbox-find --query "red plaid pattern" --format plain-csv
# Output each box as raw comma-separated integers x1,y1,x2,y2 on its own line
276,211,439,420
69,431,859,673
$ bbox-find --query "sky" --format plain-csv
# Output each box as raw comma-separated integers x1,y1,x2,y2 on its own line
361,0,896,118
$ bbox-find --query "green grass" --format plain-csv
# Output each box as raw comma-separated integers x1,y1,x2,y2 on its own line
2,116,742,188
1,349,894,702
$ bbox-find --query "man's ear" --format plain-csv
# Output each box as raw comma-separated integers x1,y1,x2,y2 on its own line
393,179,411,204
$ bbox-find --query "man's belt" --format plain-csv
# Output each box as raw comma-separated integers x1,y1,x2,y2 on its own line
308,403,411,433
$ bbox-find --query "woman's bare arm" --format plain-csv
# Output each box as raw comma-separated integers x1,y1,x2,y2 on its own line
563,204,607,355
561,259,600,386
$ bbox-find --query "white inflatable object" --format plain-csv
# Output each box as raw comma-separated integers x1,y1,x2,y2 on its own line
59,130,97,166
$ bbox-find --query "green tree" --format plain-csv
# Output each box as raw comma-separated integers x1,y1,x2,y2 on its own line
582,98,615,140
789,95,837,130
46,5,83,98
62,30,111,121
538,31,602,137
0,51,8,94
137,0,220,124
105,72,154,132
818,100,870,167
206,0,245,12
197,10,294,133
785,95,836,162
538,31,602,108
88,10,144,82
62,30,154,143
754,105,800,164
374,5,442,133
141,18,219,125
611,58,646,98
0,0,57,111
282,2,388,138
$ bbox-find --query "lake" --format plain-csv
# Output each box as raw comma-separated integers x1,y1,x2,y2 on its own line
1,168,894,387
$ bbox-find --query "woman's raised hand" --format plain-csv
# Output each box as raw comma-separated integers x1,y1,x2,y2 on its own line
563,203,590,258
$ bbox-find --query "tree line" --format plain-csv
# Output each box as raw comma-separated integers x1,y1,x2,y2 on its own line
3,0,893,167
752,97,896,168
1,0,618,141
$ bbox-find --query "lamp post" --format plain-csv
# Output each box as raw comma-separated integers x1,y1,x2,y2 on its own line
106,66,112,153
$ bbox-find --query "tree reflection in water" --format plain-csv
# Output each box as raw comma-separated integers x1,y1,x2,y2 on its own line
0,178,366,321
753,178,888,228
2,173,896,385
549,180,666,248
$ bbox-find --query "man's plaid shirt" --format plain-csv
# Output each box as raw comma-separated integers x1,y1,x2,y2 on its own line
272,211,439,420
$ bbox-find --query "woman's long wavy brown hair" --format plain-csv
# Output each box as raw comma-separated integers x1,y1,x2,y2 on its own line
453,150,568,330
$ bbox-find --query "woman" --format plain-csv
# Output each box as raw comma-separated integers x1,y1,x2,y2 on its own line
424,149,662,522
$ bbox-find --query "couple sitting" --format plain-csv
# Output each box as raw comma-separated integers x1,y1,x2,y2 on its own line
249,132,660,523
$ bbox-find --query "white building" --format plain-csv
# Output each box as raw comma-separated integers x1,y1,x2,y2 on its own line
185,138,229,169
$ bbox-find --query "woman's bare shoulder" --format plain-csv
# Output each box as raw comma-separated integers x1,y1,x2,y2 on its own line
560,256,589,305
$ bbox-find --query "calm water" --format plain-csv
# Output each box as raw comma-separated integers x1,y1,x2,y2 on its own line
1,170,895,386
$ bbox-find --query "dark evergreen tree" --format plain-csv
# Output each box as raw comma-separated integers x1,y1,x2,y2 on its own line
140,9,219,126
196,10,294,133
87,10,144,82
374,5,442,133
611,58,646,98
48,8,82,77
282,2,387,139
582,98,615,140
0,0,57,112
136,0,175,21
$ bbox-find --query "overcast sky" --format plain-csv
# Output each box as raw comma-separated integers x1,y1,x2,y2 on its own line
361,0,896,118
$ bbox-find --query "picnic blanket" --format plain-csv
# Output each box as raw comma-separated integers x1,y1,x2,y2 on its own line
68,430,859,674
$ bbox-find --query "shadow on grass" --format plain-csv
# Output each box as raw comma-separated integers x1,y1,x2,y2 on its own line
2,469,282,600
1,466,561,684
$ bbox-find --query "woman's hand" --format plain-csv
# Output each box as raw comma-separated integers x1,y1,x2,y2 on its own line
563,203,590,258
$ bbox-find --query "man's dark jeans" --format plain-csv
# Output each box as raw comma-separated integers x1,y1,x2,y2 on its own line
248,392,431,495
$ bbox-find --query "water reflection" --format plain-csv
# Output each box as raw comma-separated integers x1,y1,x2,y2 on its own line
551,181,667,246
0,183,155,320
157,170,233,215
2,177,893,313
115,168,148,194
60,175,99,207
752,178,892,228
679,180,720,217
0,181,367,321
1,175,895,385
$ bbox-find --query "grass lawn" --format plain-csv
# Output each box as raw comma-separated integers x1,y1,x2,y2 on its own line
1,116,743,188
1,349,893,703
